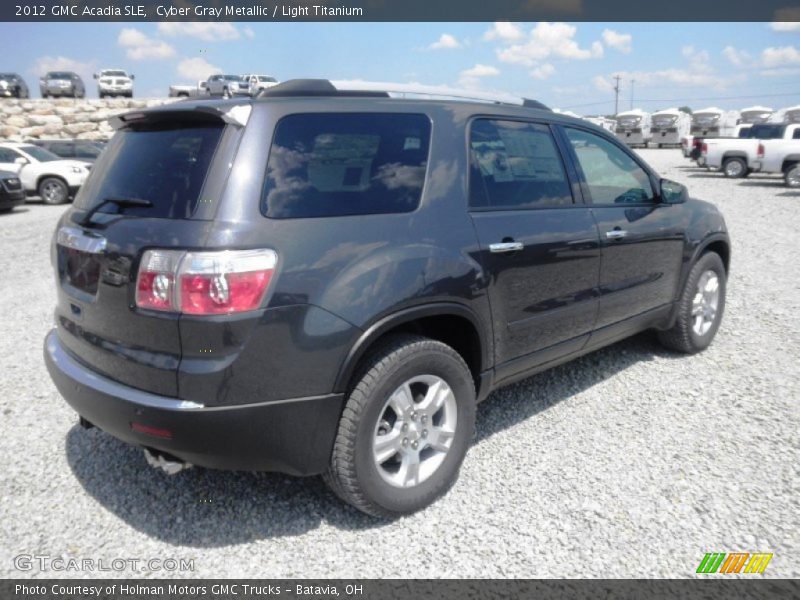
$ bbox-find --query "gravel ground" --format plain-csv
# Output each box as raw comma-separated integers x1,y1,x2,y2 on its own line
0,149,798,579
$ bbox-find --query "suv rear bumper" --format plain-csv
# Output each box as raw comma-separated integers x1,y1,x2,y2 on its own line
44,330,344,476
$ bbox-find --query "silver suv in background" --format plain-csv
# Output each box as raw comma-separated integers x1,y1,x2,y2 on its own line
205,74,250,98
0,73,29,98
40,72,85,98
94,69,134,98
243,74,279,97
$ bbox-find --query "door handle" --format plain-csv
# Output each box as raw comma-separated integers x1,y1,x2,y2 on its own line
605,229,628,240
489,241,524,253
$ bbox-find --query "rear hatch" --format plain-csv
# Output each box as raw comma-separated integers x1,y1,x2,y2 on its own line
52,106,244,397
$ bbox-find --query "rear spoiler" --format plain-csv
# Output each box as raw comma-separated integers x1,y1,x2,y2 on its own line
109,103,252,130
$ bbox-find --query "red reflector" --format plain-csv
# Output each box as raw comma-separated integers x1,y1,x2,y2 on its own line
180,270,272,315
131,422,173,439
757,143,765,158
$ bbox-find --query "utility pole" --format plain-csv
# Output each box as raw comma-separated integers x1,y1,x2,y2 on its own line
630,79,635,110
613,75,621,115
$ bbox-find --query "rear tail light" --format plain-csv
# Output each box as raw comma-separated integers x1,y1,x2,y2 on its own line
701,143,707,154
136,249,277,315
757,143,765,158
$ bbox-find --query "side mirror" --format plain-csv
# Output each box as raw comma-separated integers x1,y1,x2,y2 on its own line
93,73,98,79
130,74,135,80
14,157,28,166
660,179,688,204
199,81,207,89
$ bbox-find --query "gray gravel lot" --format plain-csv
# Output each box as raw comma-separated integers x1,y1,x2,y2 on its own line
0,149,798,579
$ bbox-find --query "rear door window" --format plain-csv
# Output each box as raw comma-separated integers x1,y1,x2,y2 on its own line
262,113,431,218
74,124,223,219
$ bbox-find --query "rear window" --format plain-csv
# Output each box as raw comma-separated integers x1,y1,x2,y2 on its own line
262,113,431,219
74,124,223,219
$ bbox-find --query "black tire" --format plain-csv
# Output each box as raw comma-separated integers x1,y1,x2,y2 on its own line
722,157,747,178
98,92,105,99
324,334,476,517
222,87,230,99
38,177,69,205
657,252,726,354
785,164,800,188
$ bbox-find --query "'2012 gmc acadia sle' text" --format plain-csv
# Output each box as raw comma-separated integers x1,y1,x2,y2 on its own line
44,80,730,517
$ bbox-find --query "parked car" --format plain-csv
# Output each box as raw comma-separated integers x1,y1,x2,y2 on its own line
614,109,652,147
0,142,90,204
242,74,279,96
0,169,25,213
29,139,105,164
39,71,85,98
205,74,250,98
169,81,207,98
94,69,134,98
0,73,29,98
43,79,730,517
702,122,800,177
752,139,800,187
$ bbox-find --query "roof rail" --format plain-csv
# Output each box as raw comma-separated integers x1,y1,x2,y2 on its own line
259,79,550,110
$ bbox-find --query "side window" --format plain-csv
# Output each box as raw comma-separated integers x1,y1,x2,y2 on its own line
564,127,655,204
74,143,99,159
469,119,572,210
0,148,19,162
793,128,800,140
262,113,431,219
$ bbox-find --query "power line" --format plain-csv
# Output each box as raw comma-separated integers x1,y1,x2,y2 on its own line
562,90,800,110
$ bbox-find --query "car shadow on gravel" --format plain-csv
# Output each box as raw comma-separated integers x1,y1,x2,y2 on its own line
65,331,674,546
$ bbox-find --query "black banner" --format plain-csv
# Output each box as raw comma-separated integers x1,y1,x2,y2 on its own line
2,580,800,600
3,0,800,22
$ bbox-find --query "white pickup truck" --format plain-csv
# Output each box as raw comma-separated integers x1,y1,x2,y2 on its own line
168,80,207,98
751,138,800,187
702,123,800,178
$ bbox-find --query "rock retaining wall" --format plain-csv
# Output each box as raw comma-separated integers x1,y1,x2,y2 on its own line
0,98,178,141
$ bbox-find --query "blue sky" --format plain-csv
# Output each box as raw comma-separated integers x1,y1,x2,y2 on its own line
1,21,799,114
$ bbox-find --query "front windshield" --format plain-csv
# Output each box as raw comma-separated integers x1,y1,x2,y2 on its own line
46,72,73,79
258,76,277,82
740,111,771,124
693,113,720,126
618,116,641,127
653,115,677,127
19,145,60,162
0,73,16,80
223,75,240,81
102,71,127,77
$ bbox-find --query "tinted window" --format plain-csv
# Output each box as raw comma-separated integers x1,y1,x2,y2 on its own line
750,124,785,139
20,145,60,162
74,143,100,159
794,129,800,140
0,148,20,162
74,124,223,219
469,119,572,210
564,128,655,204
262,113,431,219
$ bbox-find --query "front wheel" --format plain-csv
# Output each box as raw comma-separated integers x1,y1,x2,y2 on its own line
38,177,69,205
785,164,800,188
324,334,476,517
658,252,726,354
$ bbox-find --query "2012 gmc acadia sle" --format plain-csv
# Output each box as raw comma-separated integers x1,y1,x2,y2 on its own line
44,80,730,516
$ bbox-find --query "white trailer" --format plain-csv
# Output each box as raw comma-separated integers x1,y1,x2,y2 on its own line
772,105,800,124
584,116,617,132
650,108,691,147
739,105,774,125
614,109,652,147
689,107,741,138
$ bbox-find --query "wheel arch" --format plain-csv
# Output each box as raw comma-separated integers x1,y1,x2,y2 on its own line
36,173,68,193
333,303,491,399
781,156,800,172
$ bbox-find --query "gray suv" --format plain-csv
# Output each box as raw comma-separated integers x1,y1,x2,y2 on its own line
40,71,85,98
44,79,730,517
0,73,29,98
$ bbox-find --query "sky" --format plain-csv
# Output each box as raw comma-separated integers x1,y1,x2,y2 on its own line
1,21,799,115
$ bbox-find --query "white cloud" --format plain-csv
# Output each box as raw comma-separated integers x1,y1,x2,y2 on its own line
243,27,256,39
722,46,753,67
428,33,461,50
592,75,614,93
118,28,175,60
483,22,525,42
30,55,97,85
157,22,241,42
497,22,602,66
761,67,800,77
458,63,500,89
681,45,710,64
762,45,800,67
770,22,800,32
601,29,632,53
530,64,555,79
176,57,222,82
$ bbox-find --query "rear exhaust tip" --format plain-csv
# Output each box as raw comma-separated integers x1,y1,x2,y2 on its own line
143,448,193,475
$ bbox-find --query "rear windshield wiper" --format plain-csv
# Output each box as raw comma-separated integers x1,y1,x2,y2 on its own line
80,197,153,225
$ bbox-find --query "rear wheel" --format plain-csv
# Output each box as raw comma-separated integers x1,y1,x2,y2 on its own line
324,334,476,517
38,177,69,205
785,164,800,188
658,252,726,354
723,157,747,178
222,87,231,99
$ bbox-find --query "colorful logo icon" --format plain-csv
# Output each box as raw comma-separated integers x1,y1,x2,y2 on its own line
696,552,773,574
